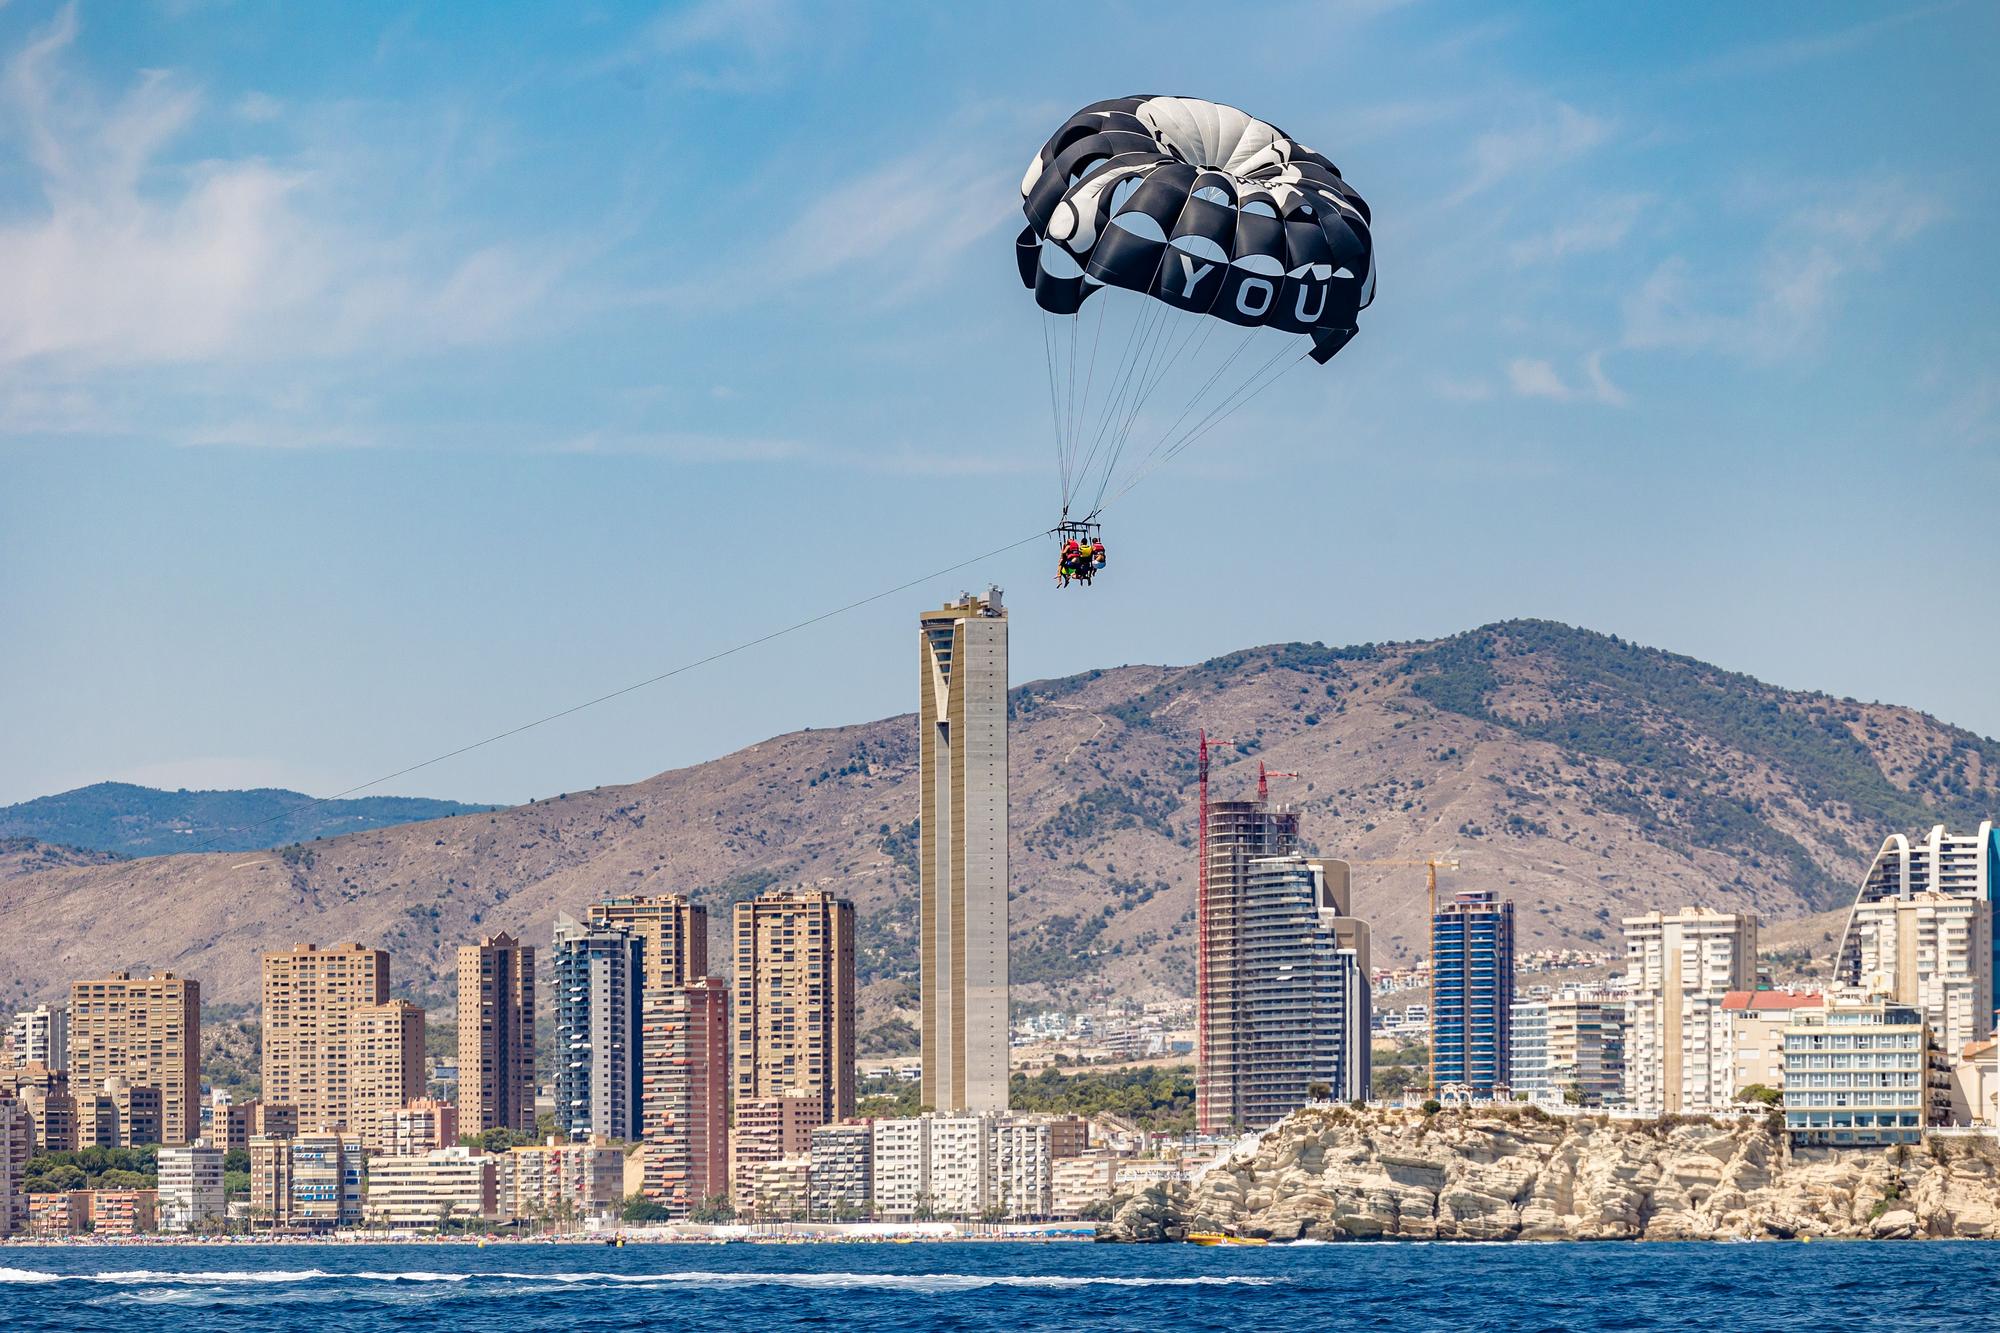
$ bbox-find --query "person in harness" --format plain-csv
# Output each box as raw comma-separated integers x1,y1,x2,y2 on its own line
1056,533,1107,587
1058,538,1083,588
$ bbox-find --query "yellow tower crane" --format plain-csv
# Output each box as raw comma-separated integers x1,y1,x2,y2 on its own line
1347,855,1462,1095
1348,855,1462,923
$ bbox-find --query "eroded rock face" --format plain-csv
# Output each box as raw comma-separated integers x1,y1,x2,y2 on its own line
1118,1107,2000,1243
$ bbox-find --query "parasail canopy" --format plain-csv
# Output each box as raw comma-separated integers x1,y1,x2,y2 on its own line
1014,96,1376,520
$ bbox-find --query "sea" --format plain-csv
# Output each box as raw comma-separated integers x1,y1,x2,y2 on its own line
3,1239,1996,1332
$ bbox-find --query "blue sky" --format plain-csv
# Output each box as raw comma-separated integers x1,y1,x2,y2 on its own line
1,0,1995,807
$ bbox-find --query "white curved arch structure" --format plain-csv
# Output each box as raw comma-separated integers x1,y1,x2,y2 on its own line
1833,822,1998,1057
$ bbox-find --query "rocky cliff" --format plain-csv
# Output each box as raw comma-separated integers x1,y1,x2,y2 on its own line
1103,1106,2000,1242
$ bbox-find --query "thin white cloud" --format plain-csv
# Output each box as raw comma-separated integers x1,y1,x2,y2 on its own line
551,429,1034,477
234,90,282,122
626,138,1014,312
0,7,590,437
1689,6,1949,79
602,0,802,92
1623,180,1945,363
1509,192,1649,266
1506,351,1626,406
1430,375,1493,403
1451,102,1612,205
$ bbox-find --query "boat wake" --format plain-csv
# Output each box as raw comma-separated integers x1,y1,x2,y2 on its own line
3,1265,1283,1293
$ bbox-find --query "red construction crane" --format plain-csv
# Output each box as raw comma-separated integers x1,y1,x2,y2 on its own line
1256,762,1299,801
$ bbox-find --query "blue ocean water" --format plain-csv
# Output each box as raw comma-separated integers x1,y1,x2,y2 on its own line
3,1239,1996,1332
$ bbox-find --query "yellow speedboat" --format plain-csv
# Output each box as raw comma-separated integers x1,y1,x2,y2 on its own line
1186,1231,1267,1246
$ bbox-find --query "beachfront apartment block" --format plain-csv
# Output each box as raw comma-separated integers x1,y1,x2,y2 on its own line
156,1143,225,1232
365,1147,501,1228
251,1132,365,1232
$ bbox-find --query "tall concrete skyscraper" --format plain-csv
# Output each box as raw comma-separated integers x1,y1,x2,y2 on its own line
1196,772,1370,1131
457,933,537,1135
733,888,857,1123
918,587,1010,1114
8,1006,66,1071
346,1001,425,1152
68,972,200,1146
1197,787,1300,1134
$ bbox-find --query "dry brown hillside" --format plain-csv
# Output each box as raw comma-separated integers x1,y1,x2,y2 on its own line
2,620,1993,1041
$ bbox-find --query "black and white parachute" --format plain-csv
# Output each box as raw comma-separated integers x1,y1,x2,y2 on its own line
1016,96,1375,519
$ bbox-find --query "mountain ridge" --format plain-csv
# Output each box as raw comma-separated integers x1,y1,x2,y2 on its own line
1,619,1992,1033
0,781,497,858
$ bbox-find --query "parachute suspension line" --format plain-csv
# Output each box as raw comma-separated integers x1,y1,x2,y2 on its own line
1122,324,1261,480
1069,295,1166,509
1072,302,1106,495
1112,344,1313,505
1041,316,1071,511
1089,306,1212,515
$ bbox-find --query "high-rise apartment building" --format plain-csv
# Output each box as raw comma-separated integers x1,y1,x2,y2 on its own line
1545,990,1627,1107
1201,851,1370,1129
19,1078,78,1154
1197,787,1302,1133
251,1132,365,1231
733,888,857,1123
0,1095,27,1238
926,1113,996,1217
1622,908,1759,1115
9,1006,67,1070
348,1001,425,1152
67,972,200,1145
918,588,1010,1114
378,1098,459,1156
497,1139,625,1222
224,1099,298,1152
1720,989,1823,1097
871,1116,930,1219
1511,1001,1551,1101
640,978,729,1216
1844,891,1992,1059
261,944,389,1133
1835,824,1999,1027
551,915,643,1141
457,932,537,1135
1431,889,1515,1095
587,895,708,991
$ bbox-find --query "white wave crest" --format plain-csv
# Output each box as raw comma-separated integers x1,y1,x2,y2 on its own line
1,1265,1281,1292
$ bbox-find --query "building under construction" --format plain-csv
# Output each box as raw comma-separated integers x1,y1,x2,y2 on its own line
1197,742,1372,1133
